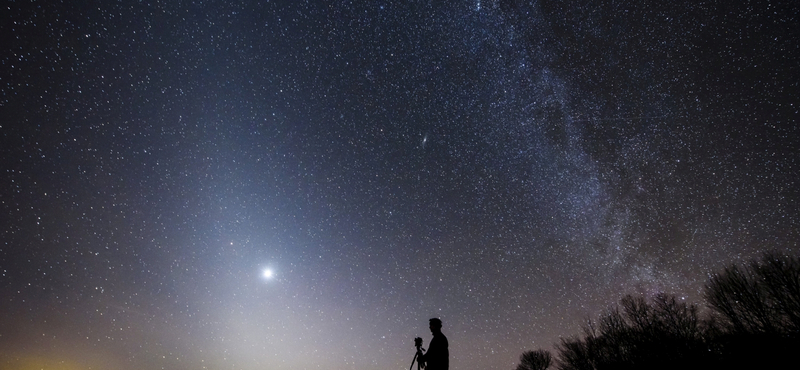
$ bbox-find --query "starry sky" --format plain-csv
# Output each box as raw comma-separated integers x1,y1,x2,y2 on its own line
1,0,798,369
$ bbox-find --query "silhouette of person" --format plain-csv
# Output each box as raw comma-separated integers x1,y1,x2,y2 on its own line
419,318,449,370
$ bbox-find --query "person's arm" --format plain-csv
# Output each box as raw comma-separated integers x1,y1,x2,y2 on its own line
423,337,438,363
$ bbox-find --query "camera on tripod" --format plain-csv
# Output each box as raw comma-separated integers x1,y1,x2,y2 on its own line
410,337,425,370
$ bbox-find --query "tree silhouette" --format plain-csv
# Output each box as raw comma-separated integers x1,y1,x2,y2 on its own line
554,293,711,370
705,251,800,335
516,349,552,370
704,251,800,367
544,251,800,370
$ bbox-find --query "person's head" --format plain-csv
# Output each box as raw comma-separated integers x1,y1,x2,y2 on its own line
429,318,443,334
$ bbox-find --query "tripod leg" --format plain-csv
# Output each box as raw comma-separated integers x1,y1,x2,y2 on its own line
408,352,418,370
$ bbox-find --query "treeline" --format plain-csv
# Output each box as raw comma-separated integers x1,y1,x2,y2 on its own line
515,251,800,370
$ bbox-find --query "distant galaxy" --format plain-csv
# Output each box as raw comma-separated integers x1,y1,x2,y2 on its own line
1,1,798,369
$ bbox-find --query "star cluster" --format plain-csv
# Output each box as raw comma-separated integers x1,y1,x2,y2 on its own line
1,1,798,369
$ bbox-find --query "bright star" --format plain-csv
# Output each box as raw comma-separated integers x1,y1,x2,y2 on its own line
262,268,274,280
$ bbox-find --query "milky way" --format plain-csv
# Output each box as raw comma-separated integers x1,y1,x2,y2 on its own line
2,1,798,369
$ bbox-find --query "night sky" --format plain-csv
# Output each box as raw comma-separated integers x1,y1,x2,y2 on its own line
1,0,798,369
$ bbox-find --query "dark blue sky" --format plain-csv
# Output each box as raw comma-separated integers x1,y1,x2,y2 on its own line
2,1,798,369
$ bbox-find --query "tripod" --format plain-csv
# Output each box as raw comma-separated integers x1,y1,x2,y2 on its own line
409,337,425,370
